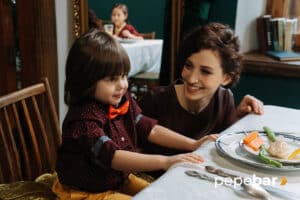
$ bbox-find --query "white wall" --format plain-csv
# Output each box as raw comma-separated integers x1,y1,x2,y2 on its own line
235,0,267,52
55,0,73,126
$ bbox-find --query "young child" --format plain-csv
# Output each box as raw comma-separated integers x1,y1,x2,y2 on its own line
52,29,209,199
111,3,143,40
139,23,264,157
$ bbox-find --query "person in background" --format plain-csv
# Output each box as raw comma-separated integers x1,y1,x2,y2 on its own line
111,3,143,40
139,22,264,159
52,29,211,200
88,9,104,31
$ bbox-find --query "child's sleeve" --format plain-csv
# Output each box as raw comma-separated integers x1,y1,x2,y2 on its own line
130,97,157,142
128,24,141,36
79,120,122,168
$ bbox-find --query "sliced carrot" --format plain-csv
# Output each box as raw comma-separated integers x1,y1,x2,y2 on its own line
247,136,264,151
243,131,259,144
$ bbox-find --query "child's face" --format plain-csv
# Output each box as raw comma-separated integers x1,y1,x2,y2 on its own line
111,8,127,27
94,75,128,105
181,49,231,102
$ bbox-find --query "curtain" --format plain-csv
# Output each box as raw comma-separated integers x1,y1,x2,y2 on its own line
159,0,184,85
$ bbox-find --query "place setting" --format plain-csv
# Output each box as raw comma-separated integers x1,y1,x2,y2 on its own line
215,126,300,172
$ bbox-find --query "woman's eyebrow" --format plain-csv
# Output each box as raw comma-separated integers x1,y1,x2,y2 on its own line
185,59,193,65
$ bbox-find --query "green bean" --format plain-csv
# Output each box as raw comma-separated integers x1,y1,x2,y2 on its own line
258,145,282,168
263,126,276,142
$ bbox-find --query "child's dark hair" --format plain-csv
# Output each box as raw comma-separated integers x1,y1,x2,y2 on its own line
177,23,243,87
112,3,128,16
64,29,130,106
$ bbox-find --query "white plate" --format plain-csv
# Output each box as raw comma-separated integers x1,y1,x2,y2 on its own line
240,132,300,164
215,131,300,171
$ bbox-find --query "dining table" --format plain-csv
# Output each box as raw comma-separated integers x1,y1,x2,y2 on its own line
133,105,300,200
119,39,163,77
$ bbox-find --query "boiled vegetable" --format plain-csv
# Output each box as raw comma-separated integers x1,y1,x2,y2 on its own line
258,145,283,168
243,131,259,144
263,126,276,142
287,148,300,160
247,137,264,151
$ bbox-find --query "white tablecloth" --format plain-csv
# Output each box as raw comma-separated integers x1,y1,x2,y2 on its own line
120,39,163,77
133,105,300,200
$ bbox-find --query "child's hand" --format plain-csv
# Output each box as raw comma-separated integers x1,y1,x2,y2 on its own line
122,30,143,40
236,95,264,118
194,134,219,149
163,153,204,170
122,30,131,38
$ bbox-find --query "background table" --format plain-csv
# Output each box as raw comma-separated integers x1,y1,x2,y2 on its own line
133,105,300,200
120,39,163,77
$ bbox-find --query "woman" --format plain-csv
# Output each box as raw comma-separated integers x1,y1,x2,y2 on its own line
139,23,263,157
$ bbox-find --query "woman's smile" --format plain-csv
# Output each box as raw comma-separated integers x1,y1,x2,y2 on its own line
185,83,204,94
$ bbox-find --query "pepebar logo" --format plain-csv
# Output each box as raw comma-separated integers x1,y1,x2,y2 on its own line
214,174,287,188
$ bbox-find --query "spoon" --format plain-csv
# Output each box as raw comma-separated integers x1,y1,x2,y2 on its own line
204,166,271,200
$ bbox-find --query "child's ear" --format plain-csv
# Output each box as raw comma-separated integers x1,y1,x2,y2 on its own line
221,73,232,87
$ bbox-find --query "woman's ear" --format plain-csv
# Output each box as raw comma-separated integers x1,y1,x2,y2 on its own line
221,73,232,87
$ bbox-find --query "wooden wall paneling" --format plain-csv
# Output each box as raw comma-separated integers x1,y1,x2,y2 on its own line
269,0,290,17
0,0,16,96
289,0,300,33
16,0,59,113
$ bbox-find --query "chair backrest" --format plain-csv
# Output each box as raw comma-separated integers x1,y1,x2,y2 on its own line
140,32,156,39
0,78,61,183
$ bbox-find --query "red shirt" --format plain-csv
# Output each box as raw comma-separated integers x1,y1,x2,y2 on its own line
114,24,141,38
56,92,157,192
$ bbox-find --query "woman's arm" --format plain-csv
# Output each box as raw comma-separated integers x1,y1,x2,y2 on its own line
147,125,217,151
111,150,203,171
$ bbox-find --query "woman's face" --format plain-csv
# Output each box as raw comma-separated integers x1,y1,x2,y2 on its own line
94,75,128,105
111,8,127,27
181,49,231,101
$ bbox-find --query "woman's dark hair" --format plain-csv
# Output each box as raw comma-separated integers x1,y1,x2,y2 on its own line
177,22,243,87
64,29,130,106
111,3,128,16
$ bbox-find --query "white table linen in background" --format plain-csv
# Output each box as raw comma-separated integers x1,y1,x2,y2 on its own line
120,39,163,77
133,105,300,200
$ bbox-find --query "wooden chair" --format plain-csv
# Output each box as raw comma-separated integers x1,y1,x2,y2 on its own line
0,77,61,184
140,32,156,39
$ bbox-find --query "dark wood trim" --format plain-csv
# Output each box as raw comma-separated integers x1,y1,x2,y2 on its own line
243,52,300,78
16,0,59,112
0,0,16,96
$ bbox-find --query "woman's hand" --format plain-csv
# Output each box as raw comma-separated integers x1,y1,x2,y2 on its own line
163,153,204,170
236,95,264,118
193,134,219,149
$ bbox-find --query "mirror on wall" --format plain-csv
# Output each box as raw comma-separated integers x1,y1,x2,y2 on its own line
72,0,165,39
72,0,88,38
